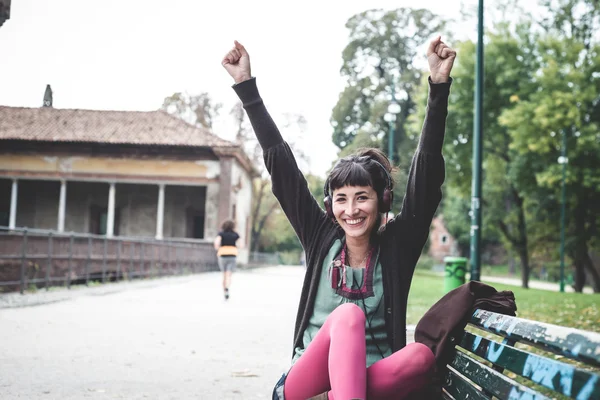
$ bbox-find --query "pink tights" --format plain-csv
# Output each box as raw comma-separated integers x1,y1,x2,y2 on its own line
283,303,434,400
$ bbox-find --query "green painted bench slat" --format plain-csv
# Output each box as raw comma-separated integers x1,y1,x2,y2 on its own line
444,369,492,400
442,391,453,400
471,309,600,368
459,331,600,399
450,349,550,400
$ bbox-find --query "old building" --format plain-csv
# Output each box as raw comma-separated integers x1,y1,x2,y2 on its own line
428,216,459,263
0,87,256,271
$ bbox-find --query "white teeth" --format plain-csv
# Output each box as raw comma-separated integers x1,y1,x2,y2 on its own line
346,218,365,225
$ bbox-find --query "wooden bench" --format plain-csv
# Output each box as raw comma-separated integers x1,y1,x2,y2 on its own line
442,309,600,399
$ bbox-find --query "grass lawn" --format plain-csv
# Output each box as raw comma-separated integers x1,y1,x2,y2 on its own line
408,270,600,333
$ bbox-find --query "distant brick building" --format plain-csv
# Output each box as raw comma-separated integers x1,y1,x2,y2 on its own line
0,89,256,263
428,216,459,263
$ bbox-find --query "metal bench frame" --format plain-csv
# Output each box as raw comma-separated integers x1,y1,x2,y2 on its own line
441,309,600,399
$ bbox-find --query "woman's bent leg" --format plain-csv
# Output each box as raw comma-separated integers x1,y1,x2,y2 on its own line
283,303,367,400
366,342,435,400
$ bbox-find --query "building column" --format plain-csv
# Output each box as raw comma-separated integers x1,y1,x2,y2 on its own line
9,178,18,229
57,180,67,232
204,183,220,240
218,157,233,226
106,182,116,238
155,184,165,240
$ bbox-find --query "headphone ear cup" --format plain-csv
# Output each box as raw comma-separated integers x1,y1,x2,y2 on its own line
381,189,393,213
324,196,334,218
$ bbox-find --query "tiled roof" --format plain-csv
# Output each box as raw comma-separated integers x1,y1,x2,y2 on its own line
0,106,237,148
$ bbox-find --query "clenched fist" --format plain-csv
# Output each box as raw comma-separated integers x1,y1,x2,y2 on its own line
427,36,457,84
222,40,252,84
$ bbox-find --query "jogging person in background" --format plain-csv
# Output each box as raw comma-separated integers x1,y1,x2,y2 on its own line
213,219,240,300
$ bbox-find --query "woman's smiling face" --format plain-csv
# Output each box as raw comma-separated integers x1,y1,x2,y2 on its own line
332,185,379,241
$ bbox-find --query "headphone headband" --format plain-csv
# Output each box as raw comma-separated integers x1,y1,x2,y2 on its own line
323,157,392,198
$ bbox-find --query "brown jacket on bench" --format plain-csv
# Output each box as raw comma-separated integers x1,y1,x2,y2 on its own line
410,281,517,399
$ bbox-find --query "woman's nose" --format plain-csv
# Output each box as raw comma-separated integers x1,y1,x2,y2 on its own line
346,202,359,215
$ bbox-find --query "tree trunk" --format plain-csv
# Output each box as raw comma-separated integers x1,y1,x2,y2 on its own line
572,194,588,293
573,255,586,293
497,188,530,288
515,193,529,289
517,245,530,289
583,253,600,293
250,202,278,253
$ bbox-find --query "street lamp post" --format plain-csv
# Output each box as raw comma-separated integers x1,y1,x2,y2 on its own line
470,0,484,282
385,83,401,164
558,128,568,293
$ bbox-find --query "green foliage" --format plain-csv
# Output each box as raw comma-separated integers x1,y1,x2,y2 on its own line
497,2,600,289
407,2,600,290
331,7,447,170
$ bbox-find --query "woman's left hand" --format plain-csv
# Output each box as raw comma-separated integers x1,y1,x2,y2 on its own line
427,36,457,83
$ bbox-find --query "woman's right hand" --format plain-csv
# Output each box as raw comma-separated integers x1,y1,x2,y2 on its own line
222,40,252,84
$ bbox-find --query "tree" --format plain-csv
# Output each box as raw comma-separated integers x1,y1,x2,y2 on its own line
500,10,600,291
332,8,446,153
407,19,542,288
161,92,222,129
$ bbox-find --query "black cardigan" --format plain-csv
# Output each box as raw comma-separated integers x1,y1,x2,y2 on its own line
233,77,451,359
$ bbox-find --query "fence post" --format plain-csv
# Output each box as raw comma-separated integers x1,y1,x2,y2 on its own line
102,237,108,283
151,242,156,278
140,242,145,278
46,231,53,291
129,242,134,280
116,240,122,282
20,229,28,295
67,234,74,289
167,241,171,275
85,236,92,286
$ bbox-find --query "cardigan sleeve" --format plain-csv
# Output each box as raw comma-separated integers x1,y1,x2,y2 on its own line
386,78,451,262
232,78,331,249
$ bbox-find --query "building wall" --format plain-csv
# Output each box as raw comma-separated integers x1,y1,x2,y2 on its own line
163,185,206,239
118,183,158,237
231,159,253,264
0,179,11,225
64,181,108,233
428,216,459,263
0,154,217,181
14,180,61,230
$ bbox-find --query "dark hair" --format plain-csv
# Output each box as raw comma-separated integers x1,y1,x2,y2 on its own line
327,148,395,200
221,219,235,232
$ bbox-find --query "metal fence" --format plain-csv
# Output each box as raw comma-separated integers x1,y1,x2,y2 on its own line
0,226,218,294
247,251,282,266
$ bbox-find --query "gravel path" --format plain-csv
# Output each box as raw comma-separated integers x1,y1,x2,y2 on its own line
0,266,301,399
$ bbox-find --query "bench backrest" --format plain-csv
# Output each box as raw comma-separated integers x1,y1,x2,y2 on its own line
442,309,600,400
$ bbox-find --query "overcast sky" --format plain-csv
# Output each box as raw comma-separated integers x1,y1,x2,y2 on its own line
0,0,482,176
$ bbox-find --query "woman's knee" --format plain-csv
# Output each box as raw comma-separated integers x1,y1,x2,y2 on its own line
330,303,366,330
403,343,435,376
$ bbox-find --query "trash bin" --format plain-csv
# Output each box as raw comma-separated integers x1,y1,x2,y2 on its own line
444,256,467,293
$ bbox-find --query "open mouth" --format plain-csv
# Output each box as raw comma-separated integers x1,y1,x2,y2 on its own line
344,217,366,227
